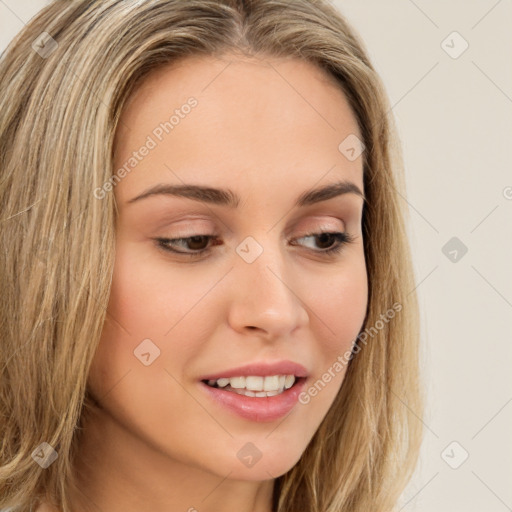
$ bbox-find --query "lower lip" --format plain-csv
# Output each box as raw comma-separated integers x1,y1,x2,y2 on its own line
199,378,307,422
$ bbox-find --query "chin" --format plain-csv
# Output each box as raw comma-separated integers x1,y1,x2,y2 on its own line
228,443,305,481
223,459,297,481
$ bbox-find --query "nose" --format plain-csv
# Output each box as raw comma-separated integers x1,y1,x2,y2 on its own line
227,238,309,340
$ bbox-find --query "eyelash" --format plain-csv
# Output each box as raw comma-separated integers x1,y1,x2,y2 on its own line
154,230,356,260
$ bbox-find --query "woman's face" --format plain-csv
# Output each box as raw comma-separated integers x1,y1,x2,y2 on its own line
88,53,368,482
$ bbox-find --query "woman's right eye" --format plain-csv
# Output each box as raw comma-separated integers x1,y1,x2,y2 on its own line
155,235,221,258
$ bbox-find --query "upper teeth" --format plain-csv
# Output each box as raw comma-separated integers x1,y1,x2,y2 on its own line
207,375,296,391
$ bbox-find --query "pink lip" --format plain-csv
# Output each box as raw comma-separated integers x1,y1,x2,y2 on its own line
198,360,309,381
199,377,307,422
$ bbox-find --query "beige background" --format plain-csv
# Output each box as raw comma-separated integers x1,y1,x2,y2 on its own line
1,1,511,511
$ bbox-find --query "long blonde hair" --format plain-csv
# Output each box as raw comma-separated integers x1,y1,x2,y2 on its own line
0,1,423,511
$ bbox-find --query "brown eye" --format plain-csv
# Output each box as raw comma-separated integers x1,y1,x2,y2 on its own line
291,231,355,256
313,233,339,250
155,235,221,258
184,235,210,251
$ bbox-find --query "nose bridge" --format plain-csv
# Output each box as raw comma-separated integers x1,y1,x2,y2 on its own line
227,232,308,336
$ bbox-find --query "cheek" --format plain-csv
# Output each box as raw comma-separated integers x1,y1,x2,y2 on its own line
105,239,200,333
312,254,368,354
89,238,218,394
297,254,368,407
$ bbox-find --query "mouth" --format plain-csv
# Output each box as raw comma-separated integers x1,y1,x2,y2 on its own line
199,375,308,422
197,360,310,421
201,375,307,397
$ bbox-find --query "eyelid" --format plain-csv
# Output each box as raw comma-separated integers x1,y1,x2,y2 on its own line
295,220,345,235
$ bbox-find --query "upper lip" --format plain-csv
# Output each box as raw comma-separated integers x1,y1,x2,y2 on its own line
199,360,309,381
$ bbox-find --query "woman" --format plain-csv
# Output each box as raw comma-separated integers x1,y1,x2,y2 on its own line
0,1,423,511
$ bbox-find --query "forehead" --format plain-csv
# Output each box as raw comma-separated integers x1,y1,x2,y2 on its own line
113,53,364,204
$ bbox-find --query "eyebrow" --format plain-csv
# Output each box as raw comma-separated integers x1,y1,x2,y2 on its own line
127,179,365,208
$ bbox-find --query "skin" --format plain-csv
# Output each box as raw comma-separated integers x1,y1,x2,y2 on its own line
41,52,368,512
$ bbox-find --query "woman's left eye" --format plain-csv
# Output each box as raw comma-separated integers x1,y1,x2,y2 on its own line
155,231,356,259
292,231,356,255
